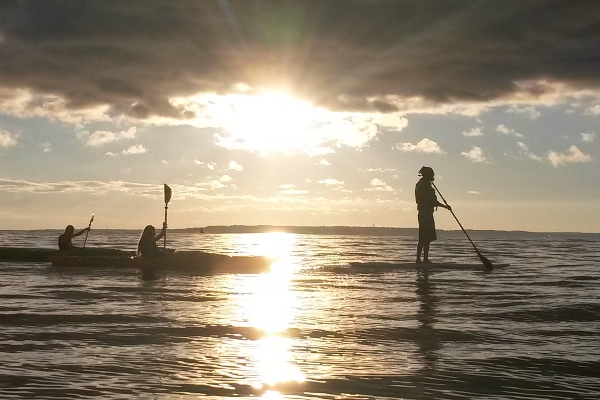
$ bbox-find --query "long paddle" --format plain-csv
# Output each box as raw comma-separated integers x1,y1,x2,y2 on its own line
163,184,172,250
82,213,94,255
431,182,493,271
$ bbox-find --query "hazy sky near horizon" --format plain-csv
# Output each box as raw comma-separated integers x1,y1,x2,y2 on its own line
0,0,599,232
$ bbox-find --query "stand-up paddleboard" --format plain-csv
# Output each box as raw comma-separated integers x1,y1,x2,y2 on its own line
349,262,509,271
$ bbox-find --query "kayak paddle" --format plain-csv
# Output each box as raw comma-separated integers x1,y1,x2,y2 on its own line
164,184,172,250
431,182,493,271
82,212,94,254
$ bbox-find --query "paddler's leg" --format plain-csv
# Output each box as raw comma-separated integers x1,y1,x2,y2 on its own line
416,241,423,263
423,242,431,263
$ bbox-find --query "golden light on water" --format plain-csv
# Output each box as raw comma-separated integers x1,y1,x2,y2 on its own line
253,336,306,387
245,262,296,334
235,232,306,391
237,231,298,259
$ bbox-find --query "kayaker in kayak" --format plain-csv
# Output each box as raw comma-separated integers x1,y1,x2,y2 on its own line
58,225,91,251
415,166,451,263
137,222,167,257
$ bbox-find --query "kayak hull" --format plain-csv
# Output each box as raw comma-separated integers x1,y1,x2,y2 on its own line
0,247,273,274
49,252,273,274
0,247,132,262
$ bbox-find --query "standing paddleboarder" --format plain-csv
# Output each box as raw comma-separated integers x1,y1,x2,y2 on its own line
415,166,451,263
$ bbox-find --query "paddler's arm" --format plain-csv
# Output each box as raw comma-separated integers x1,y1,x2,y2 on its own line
73,227,90,237
154,222,167,241
437,201,452,211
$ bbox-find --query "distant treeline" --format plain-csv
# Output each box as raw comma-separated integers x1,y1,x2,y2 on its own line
173,225,587,237
14,226,598,237
181,225,417,235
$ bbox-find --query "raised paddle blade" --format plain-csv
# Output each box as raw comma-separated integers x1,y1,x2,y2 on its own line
164,184,172,204
83,212,94,252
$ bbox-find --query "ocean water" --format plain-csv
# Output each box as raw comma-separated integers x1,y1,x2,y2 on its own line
1,230,599,399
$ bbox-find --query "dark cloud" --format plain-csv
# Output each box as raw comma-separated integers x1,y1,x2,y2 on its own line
1,0,599,118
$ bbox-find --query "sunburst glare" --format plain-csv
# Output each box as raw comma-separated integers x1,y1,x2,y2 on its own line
219,92,316,155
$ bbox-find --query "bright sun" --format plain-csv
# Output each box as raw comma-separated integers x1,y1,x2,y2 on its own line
218,91,321,155
175,89,390,155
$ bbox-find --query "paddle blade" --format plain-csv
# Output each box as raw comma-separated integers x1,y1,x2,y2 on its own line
164,184,172,204
477,251,494,271
89,213,94,225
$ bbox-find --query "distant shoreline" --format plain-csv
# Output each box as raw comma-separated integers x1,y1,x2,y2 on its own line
4,225,599,236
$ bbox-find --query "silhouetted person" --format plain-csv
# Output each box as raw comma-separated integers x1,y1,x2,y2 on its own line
137,222,167,258
58,225,90,251
415,166,451,263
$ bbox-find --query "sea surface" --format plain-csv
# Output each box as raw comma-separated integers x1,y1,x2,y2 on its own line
1,230,599,399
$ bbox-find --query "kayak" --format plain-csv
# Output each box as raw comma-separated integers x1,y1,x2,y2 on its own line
0,247,135,262
349,262,510,271
49,251,273,274
0,247,273,274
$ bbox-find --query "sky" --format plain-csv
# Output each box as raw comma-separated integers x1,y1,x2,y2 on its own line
0,0,599,232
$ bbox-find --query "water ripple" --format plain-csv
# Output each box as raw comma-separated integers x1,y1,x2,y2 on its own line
1,231,599,398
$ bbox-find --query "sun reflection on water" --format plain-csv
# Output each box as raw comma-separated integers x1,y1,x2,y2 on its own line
234,232,306,392
235,231,298,259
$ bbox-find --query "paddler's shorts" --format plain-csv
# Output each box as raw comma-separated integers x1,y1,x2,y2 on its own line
418,210,437,243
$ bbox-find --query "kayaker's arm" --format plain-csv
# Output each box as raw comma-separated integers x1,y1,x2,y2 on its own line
154,222,167,242
73,227,90,237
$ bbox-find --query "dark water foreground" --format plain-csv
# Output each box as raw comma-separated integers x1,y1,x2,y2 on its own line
1,231,599,399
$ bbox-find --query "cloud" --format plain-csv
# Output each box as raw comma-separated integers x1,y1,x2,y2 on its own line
196,180,226,190
228,161,244,171
517,142,542,161
468,190,480,195
396,138,445,154
548,145,591,167
507,105,541,120
365,178,394,192
0,179,159,195
317,179,344,186
0,129,18,147
496,124,524,138
581,132,596,142
2,1,600,122
279,188,308,195
210,93,408,155
121,144,146,155
461,146,489,163
463,127,484,137
40,142,51,152
318,159,330,166
0,88,111,125
362,168,396,173
77,127,137,146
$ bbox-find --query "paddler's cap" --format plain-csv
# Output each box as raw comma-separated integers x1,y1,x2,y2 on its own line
418,166,434,177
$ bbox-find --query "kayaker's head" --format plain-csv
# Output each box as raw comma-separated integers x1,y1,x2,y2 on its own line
64,225,75,235
141,225,156,239
419,166,435,181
